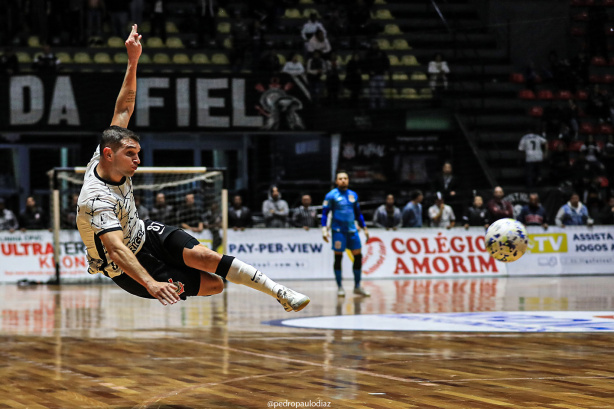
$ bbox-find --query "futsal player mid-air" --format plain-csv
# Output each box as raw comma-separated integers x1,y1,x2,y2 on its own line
322,170,371,297
76,25,310,311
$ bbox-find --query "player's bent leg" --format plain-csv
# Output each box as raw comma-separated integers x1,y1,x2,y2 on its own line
198,272,224,296
183,243,223,273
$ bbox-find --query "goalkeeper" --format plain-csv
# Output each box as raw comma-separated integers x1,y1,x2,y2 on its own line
75,25,310,312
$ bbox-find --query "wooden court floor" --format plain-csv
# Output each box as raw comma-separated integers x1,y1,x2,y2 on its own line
2,276,614,408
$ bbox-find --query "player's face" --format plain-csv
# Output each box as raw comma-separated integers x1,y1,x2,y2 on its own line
336,173,349,189
114,138,141,177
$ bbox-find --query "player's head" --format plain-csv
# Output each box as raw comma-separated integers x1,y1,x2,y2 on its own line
410,190,423,203
493,186,504,199
100,126,141,177
473,195,483,207
569,192,580,206
529,193,539,206
301,194,312,207
335,170,349,190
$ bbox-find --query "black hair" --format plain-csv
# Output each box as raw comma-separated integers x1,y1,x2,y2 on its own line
100,126,140,154
335,169,348,178
410,190,423,200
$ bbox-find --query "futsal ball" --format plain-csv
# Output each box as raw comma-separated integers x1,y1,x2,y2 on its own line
485,218,528,262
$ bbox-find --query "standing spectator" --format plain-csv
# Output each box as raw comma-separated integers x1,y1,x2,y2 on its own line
344,52,362,107
431,161,459,202
19,196,47,230
292,194,318,229
150,0,167,42
306,30,331,59
150,192,174,225
196,0,217,46
306,50,327,105
428,192,455,229
228,195,252,230
106,0,130,38
428,53,450,91
518,129,548,188
177,193,204,233
373,194,402,230
326,52,341,104
262,186,289,228
363,41,390,109
598,196,614,225
555,192,593,227
402,190,423,228
301,12,326,43
60,194,79,230
33,45,60,73
0,198,19,232
517,193,548,229
487,186,514,221
0,47,19,75
282,53,305,76
462,195,489,229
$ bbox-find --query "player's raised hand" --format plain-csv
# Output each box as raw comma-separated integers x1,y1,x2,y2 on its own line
125,24,142,61
147,281,180,306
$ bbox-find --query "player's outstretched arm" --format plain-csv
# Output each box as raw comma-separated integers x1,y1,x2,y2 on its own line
111,24,142,128
100,230,180,305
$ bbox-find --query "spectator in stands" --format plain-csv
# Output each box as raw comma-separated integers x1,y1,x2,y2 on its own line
0,47,19,75
230,9,251,72
85,0,105,43
177,193,204,233
487,186,514,221
580,135,603,168
33,45,60,73
150,192,174,225
584,175,608,219
561,99,579,140
518,129,547,188
307,50,327,105
462,195,489,229
517,193,548,230
262,186,289,228
373,194,402,230
19,196,47,231
555,192,593,227
402,190,423,228
228,194,252,230
598,196,614,225
204,201,222,250
326,52,342,104
60,194,79,230
306,30,331,60
428,192,455,229
428,53,450,91
292,194,318,229
134,195,149,220
431,161,459,203
344,52,362,108
151,0,168,43
282,53,305,76
364,41,390,110
106,0,130,38
549,141,571,185
0,198,19,232
301,12,326,43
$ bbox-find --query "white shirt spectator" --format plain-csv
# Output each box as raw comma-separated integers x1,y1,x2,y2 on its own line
306,36,331,55
428,60,450,75
301,21,327,41
428,204,455,228
519,133,547,162
580,143,601,162
282,61,305,76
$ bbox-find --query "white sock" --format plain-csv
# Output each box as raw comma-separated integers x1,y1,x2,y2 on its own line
226,259,282,298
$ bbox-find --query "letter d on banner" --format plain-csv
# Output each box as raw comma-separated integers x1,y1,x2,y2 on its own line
10,76,44,125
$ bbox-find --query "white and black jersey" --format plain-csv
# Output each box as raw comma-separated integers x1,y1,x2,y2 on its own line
76,147,145,277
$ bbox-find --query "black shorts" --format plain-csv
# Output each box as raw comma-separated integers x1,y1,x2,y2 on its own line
112,220,203,300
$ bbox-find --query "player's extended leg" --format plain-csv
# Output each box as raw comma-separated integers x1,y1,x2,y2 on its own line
183,244,310,312
334,251,344,297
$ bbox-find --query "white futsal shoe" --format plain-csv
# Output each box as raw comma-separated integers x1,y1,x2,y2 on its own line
277,287,310,312
353,287,371,297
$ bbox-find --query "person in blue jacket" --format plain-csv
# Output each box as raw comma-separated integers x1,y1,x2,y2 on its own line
321,170,370,297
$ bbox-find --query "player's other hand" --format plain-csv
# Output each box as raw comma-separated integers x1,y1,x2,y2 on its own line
322,227,329,242
363,228,370,241
125,24,142,61
147,281,180,306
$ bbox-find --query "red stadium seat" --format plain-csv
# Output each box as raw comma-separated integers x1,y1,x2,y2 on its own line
557,90,573,99
598,124,614,134
592,56,607,66
579,123,595,135
510,73,525,83
605,74,614,83
569,140,585,151
589,74,604,83
538,89,554,99
576,90,589,100
529,106,544,117
518,89,536,99
605,0,614,6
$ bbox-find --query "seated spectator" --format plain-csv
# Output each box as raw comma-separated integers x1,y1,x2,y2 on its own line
0,198,19,232
462,195,489,229
428,192,455,229
282,54,305,76
292,194,318,229
150,192,174,225
135,195,149,220
177,193,204,233
262,186,289,228
487,186,514,222
428,53,450,91
301,12,327,42
555,192,593,227
518,129,547,188
33,45,60,73
517,193,548,229
598,196,614,225
60,194,79,230
402,190,423,227
306,30,331,59
0,47,19,75
19,196,48,230
373,194,402,230
307,50,327,105
229,195,252,230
